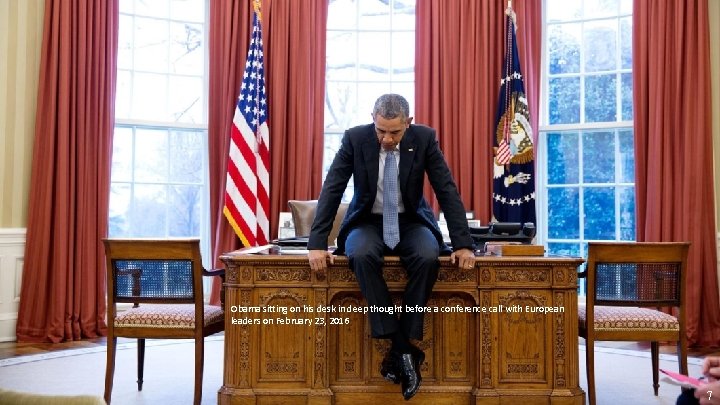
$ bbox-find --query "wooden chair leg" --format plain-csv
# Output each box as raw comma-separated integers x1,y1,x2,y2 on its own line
138,338,145,391
678,334,688,376
105,336,117,404
586,338,596,405
194,337,205,405
651,341,659,395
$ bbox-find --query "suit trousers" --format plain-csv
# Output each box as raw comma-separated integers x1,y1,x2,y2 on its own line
675,389,699,405
344,214,440,340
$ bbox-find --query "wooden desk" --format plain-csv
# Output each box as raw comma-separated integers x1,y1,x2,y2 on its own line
218,250,585,405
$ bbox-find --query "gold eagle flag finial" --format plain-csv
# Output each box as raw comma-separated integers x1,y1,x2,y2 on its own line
253,0,262,21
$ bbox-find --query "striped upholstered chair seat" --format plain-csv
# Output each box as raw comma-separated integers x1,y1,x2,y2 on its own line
114,304,224,329
578,305,679,332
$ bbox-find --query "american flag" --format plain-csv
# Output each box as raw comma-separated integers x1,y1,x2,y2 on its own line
492,6,536,225
224,2,270,247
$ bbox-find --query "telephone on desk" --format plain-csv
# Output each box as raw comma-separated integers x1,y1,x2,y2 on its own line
469,222,536,246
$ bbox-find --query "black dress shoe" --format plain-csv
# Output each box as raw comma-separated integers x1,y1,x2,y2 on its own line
399,353,422,400
409,345,425,380
380,350,401,384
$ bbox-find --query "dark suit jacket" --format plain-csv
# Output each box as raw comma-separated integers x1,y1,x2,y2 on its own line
308,123,474,254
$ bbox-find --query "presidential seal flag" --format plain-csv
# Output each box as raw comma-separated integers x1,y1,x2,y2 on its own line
492,4,535,225
224,0,270,247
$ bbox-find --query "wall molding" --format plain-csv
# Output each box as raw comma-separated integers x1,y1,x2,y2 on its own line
0,228,26,342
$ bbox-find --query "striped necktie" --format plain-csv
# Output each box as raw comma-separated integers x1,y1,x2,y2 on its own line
383,151,400,249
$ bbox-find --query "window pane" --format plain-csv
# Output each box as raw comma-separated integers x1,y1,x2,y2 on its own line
120,0,133,13
583,19,617,72
547,242,580,257
170,0,204,23
391,82,415,112
168,75,204,123
328,0,357,30
169,185,201,236
548,23,581,74
323,132,343,175
585,74,617,122
583,131,615,183
132,184,167,236
621,73,633,121
358,83,393,120
620,17,632,69
135,0,169,18
620,0,632,14
111,127,133,182
359,0,390,30
115,70,132,119
392,0,416,30
358,32,391,81
549,76,580,124
134,17,169,73
325,81,358,130
132,72,168,120
169,130,204,182
391,31,415,81
109,183,131,237
619,186,635,240
584,187,615,239
118,14,134,70
584,0,619,19
548,187,580,239
547,132,579,184
618,129,634,182
169,22,204,75
547,0,581,22
134,128,169,182
326,32,357,81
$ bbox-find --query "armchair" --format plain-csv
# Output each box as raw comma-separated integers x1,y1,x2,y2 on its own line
578,242,690,405
102,238,225,405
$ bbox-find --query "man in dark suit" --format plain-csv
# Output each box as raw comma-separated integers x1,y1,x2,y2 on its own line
307,94,476,400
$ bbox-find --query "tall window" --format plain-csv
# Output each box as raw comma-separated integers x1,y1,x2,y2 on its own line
539,0,635,288
111,1,209,255
324,0,416,200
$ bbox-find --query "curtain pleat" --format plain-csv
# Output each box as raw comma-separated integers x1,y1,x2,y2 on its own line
633,0,720,346
16,0,118,342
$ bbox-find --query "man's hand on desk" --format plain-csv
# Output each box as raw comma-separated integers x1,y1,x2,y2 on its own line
308,249,334,271
450,248,475,269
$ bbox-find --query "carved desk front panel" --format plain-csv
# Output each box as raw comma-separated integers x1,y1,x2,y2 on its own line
219,251,585,405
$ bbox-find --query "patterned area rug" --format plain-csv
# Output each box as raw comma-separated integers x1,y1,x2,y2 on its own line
0,338,705,405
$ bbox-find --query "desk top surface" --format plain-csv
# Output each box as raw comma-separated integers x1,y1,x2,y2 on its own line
220,245,584,266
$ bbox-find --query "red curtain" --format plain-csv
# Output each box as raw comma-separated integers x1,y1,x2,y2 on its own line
415,0,541,221
208,0,327,304
634,0,720,346
16,0,118,342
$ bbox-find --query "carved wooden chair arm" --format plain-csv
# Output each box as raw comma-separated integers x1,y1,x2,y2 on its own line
203,268,226,311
